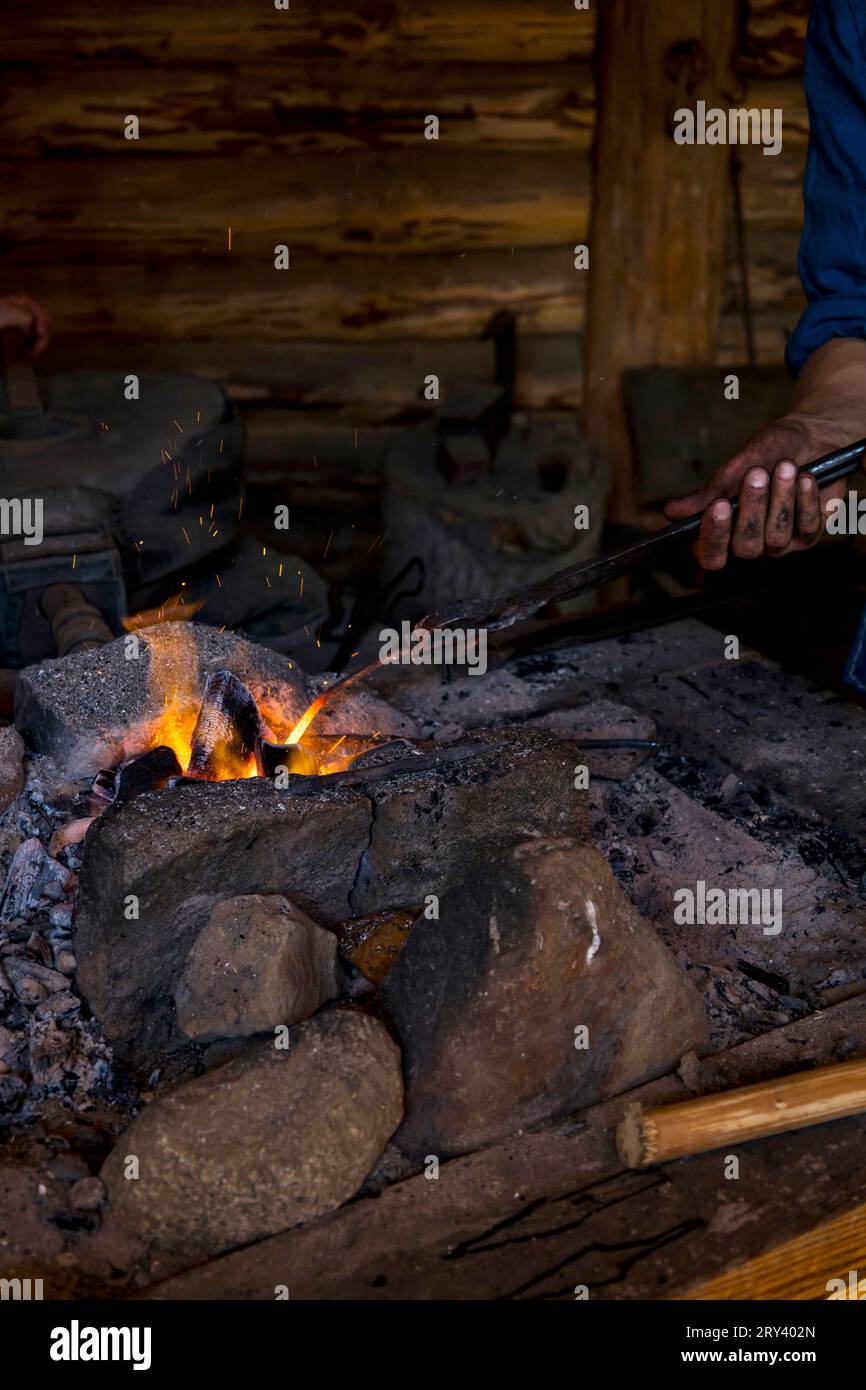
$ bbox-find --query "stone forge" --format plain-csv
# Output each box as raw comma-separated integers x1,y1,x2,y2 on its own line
74,725,587,1069
7,619,714,1277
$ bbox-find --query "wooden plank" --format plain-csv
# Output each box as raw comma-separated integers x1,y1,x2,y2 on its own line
0,151,590,259
583,0,738,516
0,60,594,156
739,140,806,226
0,70,805,166
739,0,809,78
747,74,808,146
0,67,804,162
678,1201,866,1300
34,332,584,413
11,247,584,342
3,1,595,65
3,0,803,75
6,228,799,348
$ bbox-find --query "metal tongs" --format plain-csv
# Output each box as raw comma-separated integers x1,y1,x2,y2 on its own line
422,438,866,635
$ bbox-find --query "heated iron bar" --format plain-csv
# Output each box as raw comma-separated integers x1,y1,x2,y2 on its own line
296,439,866,737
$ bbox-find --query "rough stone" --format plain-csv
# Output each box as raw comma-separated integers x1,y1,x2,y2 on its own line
0,726,25,812
68,1177,107,1211
378,837,708,1159
101,1010,403,1261
174,894,339,1042
143,997,866,1301
14,621,415,775
75,726,586,1069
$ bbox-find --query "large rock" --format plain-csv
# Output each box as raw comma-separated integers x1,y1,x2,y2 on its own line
14,621,415,776
75,727,585,1069
101,1010,402,1261
379,838,708,1159
174,894,339,1041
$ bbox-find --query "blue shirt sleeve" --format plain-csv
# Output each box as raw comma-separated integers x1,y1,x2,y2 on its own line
786,0,866,375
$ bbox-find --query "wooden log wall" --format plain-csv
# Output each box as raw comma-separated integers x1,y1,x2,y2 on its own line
0,0,810,569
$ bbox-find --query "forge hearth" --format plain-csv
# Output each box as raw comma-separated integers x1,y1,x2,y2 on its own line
74,723,590,1069
3,616,866,1298
14,620,415,777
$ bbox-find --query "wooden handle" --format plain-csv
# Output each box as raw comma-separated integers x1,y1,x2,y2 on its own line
40,584,114,657
617,1056,866,1167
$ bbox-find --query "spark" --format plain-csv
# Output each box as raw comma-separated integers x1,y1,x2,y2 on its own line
228,227,232,251
72,553,77,569
323,530,334,559
182,527,190,544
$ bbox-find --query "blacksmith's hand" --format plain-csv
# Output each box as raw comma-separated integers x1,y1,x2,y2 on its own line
664,340,866,570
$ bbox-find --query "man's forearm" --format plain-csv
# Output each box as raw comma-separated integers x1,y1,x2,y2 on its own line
790,338,866,438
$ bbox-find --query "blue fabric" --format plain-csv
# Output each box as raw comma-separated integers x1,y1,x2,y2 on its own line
783,2,866,691
844,607,866,694
786,0,866,374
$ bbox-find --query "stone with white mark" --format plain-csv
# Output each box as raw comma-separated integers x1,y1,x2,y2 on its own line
379,838,708,1159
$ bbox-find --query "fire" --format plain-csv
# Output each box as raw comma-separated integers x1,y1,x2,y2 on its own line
140,623,203,771
130,623,375,782
285,689,330,746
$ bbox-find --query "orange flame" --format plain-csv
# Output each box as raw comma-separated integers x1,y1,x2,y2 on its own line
139,623,202,770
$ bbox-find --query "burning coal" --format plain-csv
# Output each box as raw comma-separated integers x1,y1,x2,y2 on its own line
91,623,387,805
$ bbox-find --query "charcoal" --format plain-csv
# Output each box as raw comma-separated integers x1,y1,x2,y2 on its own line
0,838,48,923
114,747,183,803
186,670,266,781
258,739,318,779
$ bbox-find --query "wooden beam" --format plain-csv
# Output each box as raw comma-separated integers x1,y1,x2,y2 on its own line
0,60,594,157
583,0,737,516
2,1,595,65
0,150,589,260
9,247,585,343
738,0,809,78
677,1201,866,1300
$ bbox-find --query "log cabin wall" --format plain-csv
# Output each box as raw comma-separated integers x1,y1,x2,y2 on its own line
1,0,809,578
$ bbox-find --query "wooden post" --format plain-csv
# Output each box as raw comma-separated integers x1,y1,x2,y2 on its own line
583,0,737,516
